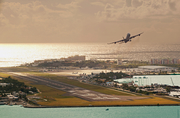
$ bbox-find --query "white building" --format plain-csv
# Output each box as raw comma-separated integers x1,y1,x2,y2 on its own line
7,95,19,100
169,91,180,97
0,83,10,87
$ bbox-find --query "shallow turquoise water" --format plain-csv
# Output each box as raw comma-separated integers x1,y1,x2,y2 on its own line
1,105,180,118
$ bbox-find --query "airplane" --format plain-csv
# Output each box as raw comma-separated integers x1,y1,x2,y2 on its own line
108,32,143,44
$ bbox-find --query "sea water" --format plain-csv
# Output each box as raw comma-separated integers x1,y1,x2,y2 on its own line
0,43,180,67
0,105,180,118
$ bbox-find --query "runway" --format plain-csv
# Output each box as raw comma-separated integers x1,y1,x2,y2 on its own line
8,72,146,101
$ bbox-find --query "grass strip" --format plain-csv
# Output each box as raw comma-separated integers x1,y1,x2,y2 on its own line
32,73,133,96
0,73,75,102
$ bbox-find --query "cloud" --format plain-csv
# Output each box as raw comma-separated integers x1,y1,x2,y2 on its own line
91,2,105,7
96,0,180,21
0,1,83,43
0,0,180,44
126,0,132,7
169,0,177,11
1,1,81,27
132,0,143,7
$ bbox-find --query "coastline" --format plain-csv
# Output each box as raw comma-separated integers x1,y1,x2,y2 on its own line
23,104,180,108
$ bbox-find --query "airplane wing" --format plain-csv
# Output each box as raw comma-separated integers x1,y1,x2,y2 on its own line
129,32,143,39
107,39,124,44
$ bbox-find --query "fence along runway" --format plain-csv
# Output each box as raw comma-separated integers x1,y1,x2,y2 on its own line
8,72,146,101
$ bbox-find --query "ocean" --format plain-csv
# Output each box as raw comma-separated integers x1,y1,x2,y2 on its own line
0,43,180,67
1,105,180,118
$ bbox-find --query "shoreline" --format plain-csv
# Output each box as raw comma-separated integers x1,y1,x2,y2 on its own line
23,104,180,108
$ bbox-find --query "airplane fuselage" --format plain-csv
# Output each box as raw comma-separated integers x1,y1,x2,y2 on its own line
125,33,131,43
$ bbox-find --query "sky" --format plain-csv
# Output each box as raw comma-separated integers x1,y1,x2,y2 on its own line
0,0,180,43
